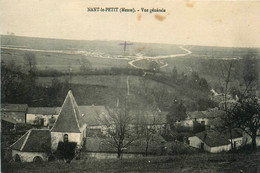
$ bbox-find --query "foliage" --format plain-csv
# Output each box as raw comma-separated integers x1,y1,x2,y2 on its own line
232,96,260,149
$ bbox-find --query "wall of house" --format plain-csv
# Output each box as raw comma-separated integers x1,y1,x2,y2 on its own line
210,144,231,153
26,114,58,126
51,132,81,151
188,136,202,149
230,137,243,149
176,119,193,127
12,150,48,162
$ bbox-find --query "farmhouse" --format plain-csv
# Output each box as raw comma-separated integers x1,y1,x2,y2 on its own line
10,129,51,162
51,90,87,151
1,104,28,124
188,130,231,153
176,108,225,129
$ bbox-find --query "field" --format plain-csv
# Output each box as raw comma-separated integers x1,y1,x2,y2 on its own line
2,151,260,173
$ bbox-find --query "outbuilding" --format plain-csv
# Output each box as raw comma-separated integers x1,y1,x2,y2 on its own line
10,129,51,162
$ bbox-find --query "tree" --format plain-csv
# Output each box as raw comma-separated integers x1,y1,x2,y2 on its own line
98,98,138,158
167,100,187,130
171,66,178,83
79,58,92,73
24,52,37,74
232,96,260,149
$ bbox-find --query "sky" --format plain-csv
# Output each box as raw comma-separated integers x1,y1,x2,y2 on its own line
1,0,260,47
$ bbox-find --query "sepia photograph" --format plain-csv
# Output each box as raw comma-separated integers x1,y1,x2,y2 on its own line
1,0,260,172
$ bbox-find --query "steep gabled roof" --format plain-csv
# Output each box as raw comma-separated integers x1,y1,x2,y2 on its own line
51,90,85,133
10,129,51,152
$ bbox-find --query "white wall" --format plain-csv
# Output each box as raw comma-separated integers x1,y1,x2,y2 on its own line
210,145,230,153
188,136,202,149
26,114,58,126
12,150,48,162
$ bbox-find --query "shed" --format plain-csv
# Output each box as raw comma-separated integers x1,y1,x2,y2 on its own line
10,129,51,162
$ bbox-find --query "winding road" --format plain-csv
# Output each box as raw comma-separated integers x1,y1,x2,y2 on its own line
128,46,192,69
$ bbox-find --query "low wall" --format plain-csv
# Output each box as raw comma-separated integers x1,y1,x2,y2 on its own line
83,152,143,159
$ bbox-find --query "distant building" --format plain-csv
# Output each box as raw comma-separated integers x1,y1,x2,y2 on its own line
10,129,51,162
176,108,225,129
1,104,28,124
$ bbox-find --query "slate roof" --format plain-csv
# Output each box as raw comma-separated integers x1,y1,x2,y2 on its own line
1,104,28,112
195,130,230,147
27,107,60,115
10,129,51,152
51,90,85,133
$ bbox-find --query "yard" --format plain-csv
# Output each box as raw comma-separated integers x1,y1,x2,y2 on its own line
2,151,259,173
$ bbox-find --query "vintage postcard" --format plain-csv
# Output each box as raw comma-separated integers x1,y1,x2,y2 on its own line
1,0,260,172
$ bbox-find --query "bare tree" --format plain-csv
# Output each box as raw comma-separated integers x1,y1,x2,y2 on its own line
98,98,139,158
24,52,37,73
232,96,260,149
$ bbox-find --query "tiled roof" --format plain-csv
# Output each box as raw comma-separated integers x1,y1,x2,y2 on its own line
195,130,230,147
51,90,85,133
1,104,28,112
10,129,51,152
27,107,60,115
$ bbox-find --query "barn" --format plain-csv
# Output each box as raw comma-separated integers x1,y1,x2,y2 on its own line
10,129,51,162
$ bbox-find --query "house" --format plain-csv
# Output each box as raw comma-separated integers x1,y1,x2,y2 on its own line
176,108,225,129
10,129,51,162
51,90,87,152
188,130,231,153
1,104,28,124
26,107,60,126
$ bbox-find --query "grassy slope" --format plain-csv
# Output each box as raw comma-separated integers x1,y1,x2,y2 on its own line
2,151,259,173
